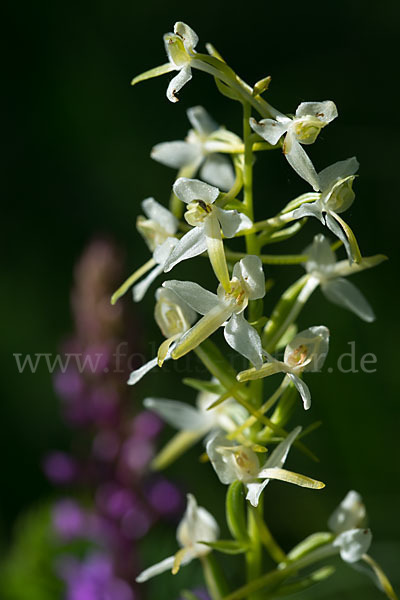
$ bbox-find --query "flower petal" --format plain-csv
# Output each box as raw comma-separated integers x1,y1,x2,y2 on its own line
287,373,312,410
249,117,289,145
214,206,252,238
172,302,233,359
163,227,208,272
295,101,338,124
324,213,356,264
291,200,323,222
200,155,236,192
264,426,302,468
256,467,325,489
333,528,372,563
151,141,201,169
304,234,336,273
141,198,178,234
322,278,375,322
136,556,176,583
127,356,159,386
204,213,230,291
187,105,217,135
176,493,219,553
163,280,218,315
284,132,320,191
167,66,192,103
173,177,220,204
328,490,367,534
246,480,269,507
131,63,175,87
132,263,165,302
318,157,359,192
224,312,263,368
143,398,210,430
174,22,199,52
206,433,238,484
233,255,265,300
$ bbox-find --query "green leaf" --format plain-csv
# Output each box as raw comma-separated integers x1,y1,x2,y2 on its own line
201,540,249,555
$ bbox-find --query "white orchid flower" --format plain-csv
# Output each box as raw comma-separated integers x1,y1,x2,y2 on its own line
164,255,265,367
144,387,248,442
291,157,361,263
151,106,239,191
128,287,197,386
207,427,324,507
111,198,178,304
131,22,199,103
329,491,372,563
164,178,252,291
237,326,330,410
303,234,385,322
136,197,178,252
136,494,219,582
250,101,338,190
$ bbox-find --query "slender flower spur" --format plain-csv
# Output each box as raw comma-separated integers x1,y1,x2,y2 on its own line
151,105,239,190
250,101,337,190
128,287,197,385
303,234,385,322
207,427,324,507
164,177,252,290
164,255,265,367
136,494,219,582
237,326,329,409
291,157,361,263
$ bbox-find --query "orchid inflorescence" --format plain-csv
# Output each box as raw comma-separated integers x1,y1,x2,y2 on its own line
112,21,396,600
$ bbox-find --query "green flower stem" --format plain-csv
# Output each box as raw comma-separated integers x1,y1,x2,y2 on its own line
223,543,339,600
225,250,308,265
201,554,230,600
250,505,287,564
245,503,263,600
268,566,336,597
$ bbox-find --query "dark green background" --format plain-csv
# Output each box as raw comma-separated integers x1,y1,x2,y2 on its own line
3,0,399,597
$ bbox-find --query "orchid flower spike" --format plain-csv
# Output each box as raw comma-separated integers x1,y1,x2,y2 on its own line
329,491,372,563
131,22,199,103
128,287,197,386
250,101,338,190
292,157,361,263
151,106,240,191
111,198,178,304
207,427,324,507
164,255,265,367
237,326,330,410
136,494,219,582
164,178,252,291
304,234,385,322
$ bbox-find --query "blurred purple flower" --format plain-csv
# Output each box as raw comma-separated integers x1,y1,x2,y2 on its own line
132,411,163,440
58,553,134,600
54,368,84,401
43,452,77,484
52,500,86,540
148,479,183,516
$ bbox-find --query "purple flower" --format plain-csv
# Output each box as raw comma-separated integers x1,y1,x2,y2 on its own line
57,553,134,600
148,479,183,516
52,500,86,540
43,452,77,484
132,411,163,440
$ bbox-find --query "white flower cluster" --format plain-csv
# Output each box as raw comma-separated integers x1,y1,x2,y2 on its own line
115,20,392,598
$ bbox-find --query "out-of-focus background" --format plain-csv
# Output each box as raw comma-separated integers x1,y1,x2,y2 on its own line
3,0,400,598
